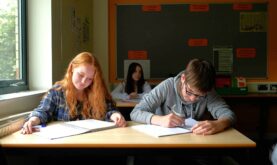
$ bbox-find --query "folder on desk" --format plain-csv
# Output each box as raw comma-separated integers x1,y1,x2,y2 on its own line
33,119,116,140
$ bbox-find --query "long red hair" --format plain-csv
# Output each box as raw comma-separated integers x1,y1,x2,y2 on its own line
55,52,112,119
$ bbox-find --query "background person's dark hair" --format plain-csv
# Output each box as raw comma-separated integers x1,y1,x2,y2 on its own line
184,59,216,93
125,62,145,94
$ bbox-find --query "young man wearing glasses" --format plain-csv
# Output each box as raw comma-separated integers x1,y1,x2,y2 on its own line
130,58,236,135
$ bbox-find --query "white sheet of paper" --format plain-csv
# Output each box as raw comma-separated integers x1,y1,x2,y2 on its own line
131,124,191,138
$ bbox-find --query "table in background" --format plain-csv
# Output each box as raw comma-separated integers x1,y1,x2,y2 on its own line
222,93,277,141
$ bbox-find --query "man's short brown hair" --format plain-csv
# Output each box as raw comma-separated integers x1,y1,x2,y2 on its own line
184,59,216,93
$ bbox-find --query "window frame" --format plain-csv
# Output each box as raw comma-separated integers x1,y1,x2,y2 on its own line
0,0,28,95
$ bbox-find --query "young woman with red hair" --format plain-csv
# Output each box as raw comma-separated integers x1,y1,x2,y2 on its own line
22,52,126,134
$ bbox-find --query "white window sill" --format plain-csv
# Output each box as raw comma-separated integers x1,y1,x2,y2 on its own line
0,90,47,101
0,90,47,120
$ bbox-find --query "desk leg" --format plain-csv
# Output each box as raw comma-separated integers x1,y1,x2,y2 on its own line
259,103,269,141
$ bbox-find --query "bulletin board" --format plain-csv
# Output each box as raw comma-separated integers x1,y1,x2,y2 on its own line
109,2,268,81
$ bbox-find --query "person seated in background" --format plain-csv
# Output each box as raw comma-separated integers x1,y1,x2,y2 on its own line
112,62,151,101
21,52,126,134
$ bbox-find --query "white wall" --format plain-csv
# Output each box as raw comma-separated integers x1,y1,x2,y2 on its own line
28,0,52,90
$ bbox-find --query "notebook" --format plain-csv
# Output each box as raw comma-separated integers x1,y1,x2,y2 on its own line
33,119,116,140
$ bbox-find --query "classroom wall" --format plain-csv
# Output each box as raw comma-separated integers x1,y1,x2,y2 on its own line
28,0,52,90
50,0,277,89
92,0,110,88
51,0,112,88
6,0,277,92
52,0,93,83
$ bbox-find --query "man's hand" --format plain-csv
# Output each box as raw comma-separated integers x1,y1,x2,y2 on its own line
151,113,184,128
191,118,231,135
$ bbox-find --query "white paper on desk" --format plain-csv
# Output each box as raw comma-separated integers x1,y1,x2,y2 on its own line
131,124,191,138
33,119,116,140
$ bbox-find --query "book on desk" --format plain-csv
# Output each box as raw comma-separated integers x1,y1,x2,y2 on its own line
33,119,116,140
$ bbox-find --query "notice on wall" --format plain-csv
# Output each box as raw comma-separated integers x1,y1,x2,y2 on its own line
213,47,233,73
240,12,267,32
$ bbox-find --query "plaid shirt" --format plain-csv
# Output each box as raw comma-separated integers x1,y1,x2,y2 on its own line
29,85,118,123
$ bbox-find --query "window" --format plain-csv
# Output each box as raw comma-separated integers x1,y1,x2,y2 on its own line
0,0,27,95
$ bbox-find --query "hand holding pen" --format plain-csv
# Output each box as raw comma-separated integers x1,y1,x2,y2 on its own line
149,105,185,128
167,105,185,118
21,116,46,134
166,105,185,128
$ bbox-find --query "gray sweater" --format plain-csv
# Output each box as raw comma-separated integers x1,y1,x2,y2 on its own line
130,71,236,125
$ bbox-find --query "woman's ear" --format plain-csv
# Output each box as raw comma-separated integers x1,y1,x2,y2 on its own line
69,63,74,73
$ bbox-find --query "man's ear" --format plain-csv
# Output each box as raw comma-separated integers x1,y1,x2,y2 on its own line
181,73,186,83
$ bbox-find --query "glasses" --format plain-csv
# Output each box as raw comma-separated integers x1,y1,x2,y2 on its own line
184,82,206,100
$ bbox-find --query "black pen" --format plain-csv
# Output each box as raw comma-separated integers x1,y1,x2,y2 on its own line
167,105,185,118
22,123,46,130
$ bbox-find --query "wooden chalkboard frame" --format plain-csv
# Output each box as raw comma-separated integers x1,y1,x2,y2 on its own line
109,0,268,83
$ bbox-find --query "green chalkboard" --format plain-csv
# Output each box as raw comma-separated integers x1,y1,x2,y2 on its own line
116,3,267,79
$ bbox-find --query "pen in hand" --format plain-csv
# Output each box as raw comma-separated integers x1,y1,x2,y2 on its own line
167,105,186,128
22,123,46,132
167,105,185,118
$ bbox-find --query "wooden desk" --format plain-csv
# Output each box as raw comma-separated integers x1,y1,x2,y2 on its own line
222,93,277,141
1,121,255,148
0,121,255,164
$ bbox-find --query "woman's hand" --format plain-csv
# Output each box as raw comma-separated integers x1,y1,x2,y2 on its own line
128,92,139,99
110,112,127,127
21,116,41,134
